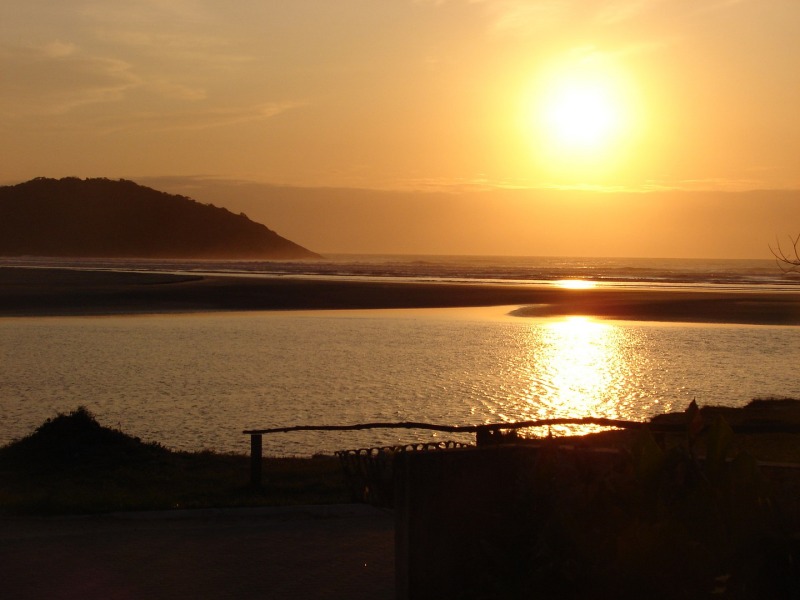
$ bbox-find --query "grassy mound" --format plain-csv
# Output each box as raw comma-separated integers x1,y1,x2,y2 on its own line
1,406,169,468
0,408,350,515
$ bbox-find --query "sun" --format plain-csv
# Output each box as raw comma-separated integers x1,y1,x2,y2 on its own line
520,52,640,178
541,79,621,151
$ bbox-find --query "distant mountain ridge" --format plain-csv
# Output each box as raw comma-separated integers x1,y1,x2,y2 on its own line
0,177,319,259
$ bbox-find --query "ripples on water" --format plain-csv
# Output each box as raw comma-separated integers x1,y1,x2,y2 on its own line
2,307,798,455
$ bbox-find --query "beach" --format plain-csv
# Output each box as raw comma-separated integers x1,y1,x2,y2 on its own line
1,266,799,325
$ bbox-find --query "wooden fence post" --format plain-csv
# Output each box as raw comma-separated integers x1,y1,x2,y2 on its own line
250,433,263,488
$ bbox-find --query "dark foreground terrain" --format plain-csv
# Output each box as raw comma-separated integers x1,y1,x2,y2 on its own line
0,410,393,599
0,408,351,514
2,403,800,598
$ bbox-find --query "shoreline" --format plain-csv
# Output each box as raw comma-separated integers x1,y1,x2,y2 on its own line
2,266,800,325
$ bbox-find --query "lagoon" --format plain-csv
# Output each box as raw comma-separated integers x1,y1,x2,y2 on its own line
2,306,798,456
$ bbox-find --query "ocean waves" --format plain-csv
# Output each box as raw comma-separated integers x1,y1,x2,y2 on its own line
1,254,797,290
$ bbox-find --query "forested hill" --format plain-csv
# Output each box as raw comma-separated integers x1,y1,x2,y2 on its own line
0,177,319,259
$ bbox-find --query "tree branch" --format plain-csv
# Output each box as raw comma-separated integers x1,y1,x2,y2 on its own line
769,233,800,272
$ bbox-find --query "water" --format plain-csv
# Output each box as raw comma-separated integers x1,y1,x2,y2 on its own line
2,255,798,455
2,305,798,456
4,254,799,291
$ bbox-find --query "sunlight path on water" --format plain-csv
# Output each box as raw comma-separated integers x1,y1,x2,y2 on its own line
512,317,644,436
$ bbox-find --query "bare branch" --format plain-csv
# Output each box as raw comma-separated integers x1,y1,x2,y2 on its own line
769,233,800,272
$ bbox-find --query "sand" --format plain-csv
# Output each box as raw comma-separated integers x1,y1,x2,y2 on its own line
1,266,799,325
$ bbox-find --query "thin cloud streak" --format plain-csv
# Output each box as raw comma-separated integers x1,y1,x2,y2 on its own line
417,0,751,31
0,43,141,117
94,101,306,134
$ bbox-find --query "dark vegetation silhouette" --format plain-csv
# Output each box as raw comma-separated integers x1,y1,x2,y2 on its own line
0,177,319,259
394,401,800,599
0,407,348,513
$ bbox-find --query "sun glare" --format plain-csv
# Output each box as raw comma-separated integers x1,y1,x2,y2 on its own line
525,316,627,436
555,279,596,290
542,80,620,150
521,52,640,181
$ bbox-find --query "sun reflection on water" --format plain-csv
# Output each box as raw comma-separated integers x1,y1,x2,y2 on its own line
554,279,596,289
522,316,634,437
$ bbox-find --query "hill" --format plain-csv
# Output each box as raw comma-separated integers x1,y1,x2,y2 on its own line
0,177,319,259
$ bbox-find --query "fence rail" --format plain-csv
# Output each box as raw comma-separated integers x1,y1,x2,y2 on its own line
243,417,800,488
242,416,665,436
243,417,661,488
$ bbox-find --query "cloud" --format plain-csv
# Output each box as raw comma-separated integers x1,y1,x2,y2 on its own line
78,0,214,28
411,0,571,33
0,43,141,117
416,0,751,34
0,3,301,138
94,100,306,134
481,1,569,34
90,28,253,69
693,0,748,14
80,1,252,66
424,0,573,34
642,177,771,192
41,40,78,58
147,79,208,101
595,0,663,24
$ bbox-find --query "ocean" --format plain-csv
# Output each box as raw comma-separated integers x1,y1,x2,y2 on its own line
1,255,798,455
4,254,798,290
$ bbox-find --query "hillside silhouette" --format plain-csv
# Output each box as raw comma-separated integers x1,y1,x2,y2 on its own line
0,177,319,259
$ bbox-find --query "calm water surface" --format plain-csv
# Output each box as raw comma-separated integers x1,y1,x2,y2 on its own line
2,307,798,455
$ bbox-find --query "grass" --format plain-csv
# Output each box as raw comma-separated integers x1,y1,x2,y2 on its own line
565,397,800,463
3,400,800,516
0,407,351,515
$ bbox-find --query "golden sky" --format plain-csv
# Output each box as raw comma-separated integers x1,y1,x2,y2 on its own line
1,1,799,257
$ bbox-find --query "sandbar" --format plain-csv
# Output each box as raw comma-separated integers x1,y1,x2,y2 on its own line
1,266,799,325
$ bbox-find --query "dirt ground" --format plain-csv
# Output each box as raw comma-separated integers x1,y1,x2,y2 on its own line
0,504,395,600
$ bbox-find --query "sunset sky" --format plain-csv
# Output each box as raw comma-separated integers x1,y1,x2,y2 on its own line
1,1,799,257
